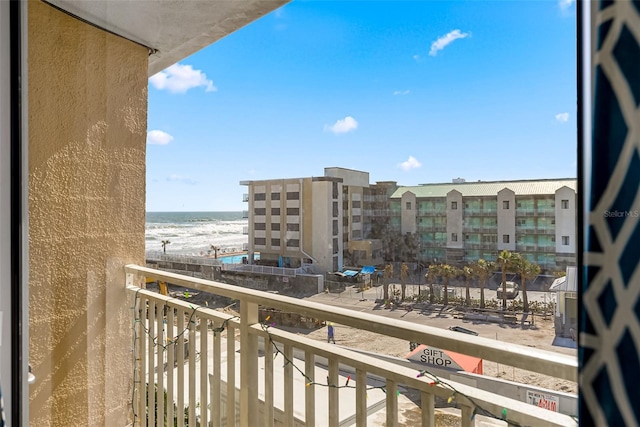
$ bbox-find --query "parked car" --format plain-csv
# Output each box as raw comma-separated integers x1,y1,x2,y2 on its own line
497,281,519,299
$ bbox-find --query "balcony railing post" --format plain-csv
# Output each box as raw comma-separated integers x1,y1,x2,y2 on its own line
421,391,434,427
240,300,259,427
461,405,475,427
304,353,315,427
386,380,398,427
226,325,236,427
328,359,339,426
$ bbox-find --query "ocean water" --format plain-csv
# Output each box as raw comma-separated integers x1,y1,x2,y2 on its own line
146,211,247,256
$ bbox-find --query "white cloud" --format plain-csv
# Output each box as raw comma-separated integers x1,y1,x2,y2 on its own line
325,116,358,134
399,156,422,171
429,29,470,56
149,63,216,94
393,90,410,96
147,130,174,145
555,112,570,123
166,174,198,185
558,0,574,11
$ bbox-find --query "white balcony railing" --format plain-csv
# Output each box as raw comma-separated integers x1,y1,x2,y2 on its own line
126,265,578,427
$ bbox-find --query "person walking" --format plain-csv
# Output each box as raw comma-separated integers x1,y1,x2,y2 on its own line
327,322,336,344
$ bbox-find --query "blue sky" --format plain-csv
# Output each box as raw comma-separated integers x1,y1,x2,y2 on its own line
146,0,577,212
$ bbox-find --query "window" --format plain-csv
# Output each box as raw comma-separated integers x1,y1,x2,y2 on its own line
271,223,280,231
333,220,338,235
286,207,299,215
254,207,266,216
551,219,556,225
254,237,266,246
286,191,299,200
482,235,498,243
517,219,526,226
286,223,300,231
332,182,339,199
451,233,458,242
561,199,569,209
286,239,299,247
352,200,361,208
271,238,280,246
254,193,266,201
503,234,510,243
406,202,412,210
254,222,266,230
271,207,280,216
271,192,281,201
503,201,510,209
451,201,457,210
352,215,361,223
352,230,362,239
333,238,339,254
562,236,570,245
333,202,339,217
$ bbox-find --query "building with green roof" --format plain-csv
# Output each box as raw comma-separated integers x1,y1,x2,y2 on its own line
380,178,577,271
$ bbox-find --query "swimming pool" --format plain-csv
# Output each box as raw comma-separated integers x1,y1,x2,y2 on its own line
219,253,260,264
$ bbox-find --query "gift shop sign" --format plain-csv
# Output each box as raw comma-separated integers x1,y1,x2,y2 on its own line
407,347,463,370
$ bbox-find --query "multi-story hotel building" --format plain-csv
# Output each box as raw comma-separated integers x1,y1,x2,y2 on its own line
387,178,577,271
241,167,384,273
243,170,576,273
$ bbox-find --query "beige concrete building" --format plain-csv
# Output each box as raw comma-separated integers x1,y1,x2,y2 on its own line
241,176,342,273
241,167,384,273
0,1,287,425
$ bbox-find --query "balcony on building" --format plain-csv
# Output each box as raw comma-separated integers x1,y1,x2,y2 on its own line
126,265,578,427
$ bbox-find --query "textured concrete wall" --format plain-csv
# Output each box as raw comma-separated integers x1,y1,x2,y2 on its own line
28,1,147,425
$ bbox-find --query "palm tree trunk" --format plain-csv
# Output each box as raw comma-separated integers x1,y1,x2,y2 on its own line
501,267,507,310
522,272,529,312
401,283,406,300
429,283,434,303
465,286,470,306
480,283,485,309
443,278,449,306
383,283,389,301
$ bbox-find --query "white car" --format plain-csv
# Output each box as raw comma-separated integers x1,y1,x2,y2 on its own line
497,281,519,299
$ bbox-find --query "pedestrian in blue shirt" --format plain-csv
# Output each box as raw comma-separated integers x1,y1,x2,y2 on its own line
327,323,336,344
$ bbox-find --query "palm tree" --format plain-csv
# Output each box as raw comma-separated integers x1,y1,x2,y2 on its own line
161,239,170,254
513,254,541,313
440,264,460,306
496,250,515,310
400,263,409,300
210,244,220,259
425,265,438,304
470,259,493,309
383,264,393,302
463,266,473,306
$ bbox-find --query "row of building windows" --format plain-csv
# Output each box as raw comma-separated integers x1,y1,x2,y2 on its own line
254,192,300,201
254,237,300,247
450,232,570,245
406,199,571,211
254,223,300,231
255,207,300,216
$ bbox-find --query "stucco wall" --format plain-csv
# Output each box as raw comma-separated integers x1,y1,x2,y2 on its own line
28,2,147,425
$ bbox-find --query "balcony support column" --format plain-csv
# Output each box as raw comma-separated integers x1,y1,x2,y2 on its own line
240,300,259,427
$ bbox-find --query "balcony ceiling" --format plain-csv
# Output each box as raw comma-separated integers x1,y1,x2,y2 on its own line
46,0,289,76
